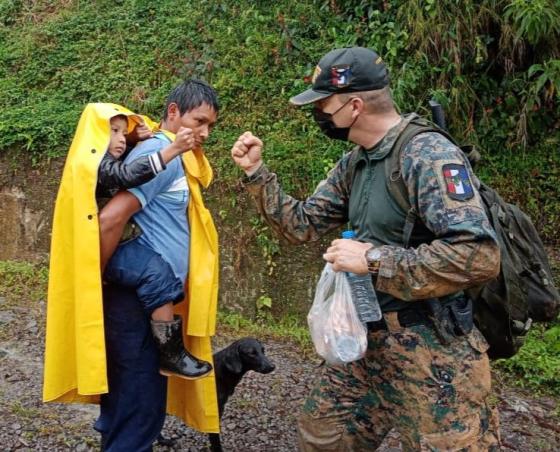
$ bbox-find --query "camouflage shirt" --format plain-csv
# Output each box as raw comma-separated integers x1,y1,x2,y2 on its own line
244,116,500,303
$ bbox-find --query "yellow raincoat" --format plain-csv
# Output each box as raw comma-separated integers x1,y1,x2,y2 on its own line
43,103,220,433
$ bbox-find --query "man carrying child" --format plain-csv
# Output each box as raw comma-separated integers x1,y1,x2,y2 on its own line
95,79,220,450
44,79,221,450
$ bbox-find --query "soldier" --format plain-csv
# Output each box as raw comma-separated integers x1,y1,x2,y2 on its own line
231,47,501,451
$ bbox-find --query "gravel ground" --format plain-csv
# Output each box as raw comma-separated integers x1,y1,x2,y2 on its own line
0,293,559,451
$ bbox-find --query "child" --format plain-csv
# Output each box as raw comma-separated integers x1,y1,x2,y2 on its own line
98,114,212,380
97,115,188,199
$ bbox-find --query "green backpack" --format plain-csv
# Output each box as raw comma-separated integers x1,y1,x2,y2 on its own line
384,115,560,359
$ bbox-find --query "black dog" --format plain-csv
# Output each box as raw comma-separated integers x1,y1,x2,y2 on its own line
155,338,275,450
209,337,275,451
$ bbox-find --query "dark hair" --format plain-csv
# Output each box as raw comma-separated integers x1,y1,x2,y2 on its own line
163,79,219,120
110,114,128,124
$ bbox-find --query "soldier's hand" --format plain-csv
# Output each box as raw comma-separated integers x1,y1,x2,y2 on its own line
323,239,372,275
173,127,195,153
231,131,263,175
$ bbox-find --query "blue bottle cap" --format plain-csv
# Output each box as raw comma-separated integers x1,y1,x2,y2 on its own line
341,230,356,239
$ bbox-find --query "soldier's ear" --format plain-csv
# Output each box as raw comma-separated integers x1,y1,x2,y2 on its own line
350,97,364,118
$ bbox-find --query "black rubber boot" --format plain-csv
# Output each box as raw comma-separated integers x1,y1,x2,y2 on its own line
151,316,212,380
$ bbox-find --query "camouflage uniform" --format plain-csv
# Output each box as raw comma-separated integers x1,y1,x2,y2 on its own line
244,116,501,451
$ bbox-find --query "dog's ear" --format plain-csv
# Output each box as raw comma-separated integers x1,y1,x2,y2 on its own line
223,346,243,374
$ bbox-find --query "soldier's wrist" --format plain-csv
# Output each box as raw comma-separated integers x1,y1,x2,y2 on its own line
365,246,382,274
243,163,266,183
244,161,264,177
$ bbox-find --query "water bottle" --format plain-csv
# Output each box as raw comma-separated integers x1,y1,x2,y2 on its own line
341,230,382,323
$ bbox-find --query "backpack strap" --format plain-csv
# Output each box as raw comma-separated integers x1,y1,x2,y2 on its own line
343,144,364,194
384,117,458,248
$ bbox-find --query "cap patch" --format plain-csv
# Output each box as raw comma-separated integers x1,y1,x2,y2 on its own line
311,65,322,84
442,164,474,200
331,65,351,87
375,56,383,65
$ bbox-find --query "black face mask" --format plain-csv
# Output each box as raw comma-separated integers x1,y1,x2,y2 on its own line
312,99,355,141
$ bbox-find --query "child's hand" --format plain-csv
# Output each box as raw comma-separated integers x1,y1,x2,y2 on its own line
158,127,196,165
135,123,153,141
127,119,153,145
173,127,195,153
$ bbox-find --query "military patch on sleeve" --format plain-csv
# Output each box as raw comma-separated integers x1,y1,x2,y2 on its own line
442,164,474,201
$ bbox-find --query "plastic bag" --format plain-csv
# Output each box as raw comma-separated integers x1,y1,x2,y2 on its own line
307,263,368,365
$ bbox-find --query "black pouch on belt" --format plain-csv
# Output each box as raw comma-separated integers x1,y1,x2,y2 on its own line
448,296,474,336
425,298,455,345
425,296,474,344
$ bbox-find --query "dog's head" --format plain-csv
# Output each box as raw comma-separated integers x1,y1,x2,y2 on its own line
222,337,275,375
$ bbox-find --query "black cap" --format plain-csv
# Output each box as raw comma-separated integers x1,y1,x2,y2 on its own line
290,47,390,106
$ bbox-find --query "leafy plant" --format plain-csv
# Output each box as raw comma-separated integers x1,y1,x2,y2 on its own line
528,59,560,107
0,260,48,300
250,217,280,275
496,323,560,396
256,295,273,311
504,0,560,46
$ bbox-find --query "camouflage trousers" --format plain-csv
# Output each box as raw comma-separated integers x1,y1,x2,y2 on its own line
298,312,500,451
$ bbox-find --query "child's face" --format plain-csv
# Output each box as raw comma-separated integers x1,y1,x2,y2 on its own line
108,116,128,158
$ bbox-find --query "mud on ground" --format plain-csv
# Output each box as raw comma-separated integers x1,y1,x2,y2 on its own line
0,291,559,451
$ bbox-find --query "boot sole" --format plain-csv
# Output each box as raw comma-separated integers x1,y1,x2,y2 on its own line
159,369,212,380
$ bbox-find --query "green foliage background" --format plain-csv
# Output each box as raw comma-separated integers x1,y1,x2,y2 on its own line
1,0,559,240
0,0,559,391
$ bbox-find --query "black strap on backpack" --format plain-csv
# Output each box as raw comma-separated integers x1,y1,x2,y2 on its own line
383,116,560,359
383,115,459,248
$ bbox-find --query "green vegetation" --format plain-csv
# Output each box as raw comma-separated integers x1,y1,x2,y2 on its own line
0,1,558,393
0,260,48,302
218,310,313,353
496,323,560,395
0,260,48,341
0,0,559,239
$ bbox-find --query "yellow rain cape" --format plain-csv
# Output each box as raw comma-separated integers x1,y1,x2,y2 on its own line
43,103,220,433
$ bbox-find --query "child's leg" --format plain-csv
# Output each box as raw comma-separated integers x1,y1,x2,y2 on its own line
103,240,147,289
103,240,184,310
104,240,212,380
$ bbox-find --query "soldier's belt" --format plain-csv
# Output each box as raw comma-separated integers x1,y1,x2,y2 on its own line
369,298,473,344
367,307,433,332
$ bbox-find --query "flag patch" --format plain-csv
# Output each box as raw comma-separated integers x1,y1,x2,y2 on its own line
331,65,351,87
442,163,474,201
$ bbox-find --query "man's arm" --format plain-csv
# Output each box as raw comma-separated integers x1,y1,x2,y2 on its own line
232,132,349,244
99,191,141,271
373,237,499,301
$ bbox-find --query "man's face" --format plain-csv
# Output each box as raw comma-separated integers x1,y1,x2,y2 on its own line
312,95,358,142
314,95,352,124
168,102,218,149
108,116,128,159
